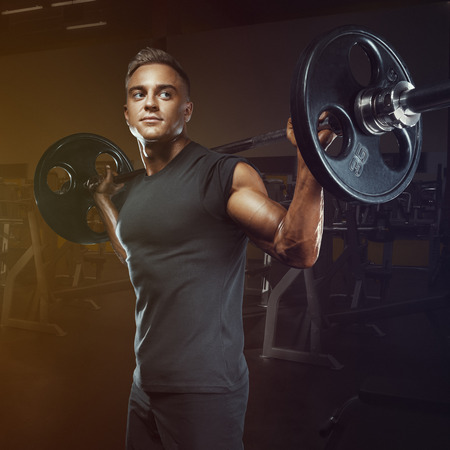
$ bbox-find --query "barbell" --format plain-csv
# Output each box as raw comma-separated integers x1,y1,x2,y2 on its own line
34,26,450,245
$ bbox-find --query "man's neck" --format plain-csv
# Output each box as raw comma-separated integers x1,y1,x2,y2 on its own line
140,135,191,176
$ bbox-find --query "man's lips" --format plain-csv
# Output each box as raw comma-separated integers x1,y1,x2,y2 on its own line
141,116,162,122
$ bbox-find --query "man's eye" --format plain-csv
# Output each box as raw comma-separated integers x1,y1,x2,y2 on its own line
133,92,145,99
160,91,171,99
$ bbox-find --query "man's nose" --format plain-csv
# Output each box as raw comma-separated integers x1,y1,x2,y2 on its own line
145,96,158,110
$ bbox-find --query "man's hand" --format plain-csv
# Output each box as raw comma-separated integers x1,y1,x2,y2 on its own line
86,165,124,198
86,165,127,264
286,112,340,150
286,117,297,147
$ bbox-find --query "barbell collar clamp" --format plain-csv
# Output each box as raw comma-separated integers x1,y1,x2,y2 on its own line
355,81,421,136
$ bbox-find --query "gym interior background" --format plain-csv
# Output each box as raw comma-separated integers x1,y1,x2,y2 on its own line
0,0,449,449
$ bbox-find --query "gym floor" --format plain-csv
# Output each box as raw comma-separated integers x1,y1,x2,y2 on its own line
0,252,449,450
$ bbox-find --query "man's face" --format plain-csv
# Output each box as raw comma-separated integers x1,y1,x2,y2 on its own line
124,63,193,145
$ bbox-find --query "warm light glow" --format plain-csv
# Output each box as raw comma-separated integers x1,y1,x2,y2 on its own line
52,0,96,6
66,21,106,30
1,5,43,15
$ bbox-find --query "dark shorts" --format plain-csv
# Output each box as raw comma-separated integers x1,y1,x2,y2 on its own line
126,379,249,450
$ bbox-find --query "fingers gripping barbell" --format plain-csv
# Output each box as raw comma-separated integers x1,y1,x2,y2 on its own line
34,26,450,245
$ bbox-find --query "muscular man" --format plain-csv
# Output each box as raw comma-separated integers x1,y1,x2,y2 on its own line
93,47,335,450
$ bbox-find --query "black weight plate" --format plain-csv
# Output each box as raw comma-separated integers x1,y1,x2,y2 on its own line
34,133,133,244
290,26,422,204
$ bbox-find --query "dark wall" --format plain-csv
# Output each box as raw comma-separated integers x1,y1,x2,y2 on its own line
0,2,447,180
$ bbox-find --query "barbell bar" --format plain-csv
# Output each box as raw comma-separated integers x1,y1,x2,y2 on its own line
114,74,450,184
34,25,450,245
113,128,288,184
113,75,450,185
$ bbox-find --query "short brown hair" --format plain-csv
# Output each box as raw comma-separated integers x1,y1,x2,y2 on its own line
125,47,191,99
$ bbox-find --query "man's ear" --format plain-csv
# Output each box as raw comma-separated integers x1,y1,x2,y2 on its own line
185,101,194,123
124,105,129,124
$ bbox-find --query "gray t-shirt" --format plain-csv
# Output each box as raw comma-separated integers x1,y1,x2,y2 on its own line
117,142,250,393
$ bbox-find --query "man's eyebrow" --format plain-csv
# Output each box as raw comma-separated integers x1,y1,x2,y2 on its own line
154,83,178,95
157,83,177,91
128,84,147,95
128,85,145,93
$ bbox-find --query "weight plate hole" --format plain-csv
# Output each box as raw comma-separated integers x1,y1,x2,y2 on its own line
349,43,372,87
380,131,402,170
47,166,72,194
318,110,344,158
86,206,106,234
95,153,118,178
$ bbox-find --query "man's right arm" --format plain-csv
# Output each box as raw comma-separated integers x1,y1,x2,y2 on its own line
91,167,128,264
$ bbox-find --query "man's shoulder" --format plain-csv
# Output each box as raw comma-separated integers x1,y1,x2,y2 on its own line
188,141,246,165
